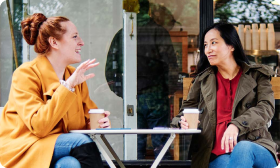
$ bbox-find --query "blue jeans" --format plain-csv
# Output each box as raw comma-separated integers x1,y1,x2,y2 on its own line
209,141,277,168
50,133,93,168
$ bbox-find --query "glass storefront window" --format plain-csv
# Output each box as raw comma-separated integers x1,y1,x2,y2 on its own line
106,0,199,161
0,0,200,164
0,0,22,106
1,0,126,159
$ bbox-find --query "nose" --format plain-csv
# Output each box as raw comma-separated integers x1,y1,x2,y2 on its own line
205,44,212,55
78,37,84,46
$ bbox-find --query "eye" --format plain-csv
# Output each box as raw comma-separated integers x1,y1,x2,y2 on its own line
73,35,77,38
204,44,207,47
212,41,217,44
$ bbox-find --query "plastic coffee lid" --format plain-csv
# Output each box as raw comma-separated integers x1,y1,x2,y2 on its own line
89,109,104,113
183,109,200,113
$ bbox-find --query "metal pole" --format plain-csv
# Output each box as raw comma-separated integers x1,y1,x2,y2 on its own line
6,0,19,68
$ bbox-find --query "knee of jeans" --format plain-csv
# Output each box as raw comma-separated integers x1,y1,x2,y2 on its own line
54,156,81,168
234,141,254,153
73,133,93,146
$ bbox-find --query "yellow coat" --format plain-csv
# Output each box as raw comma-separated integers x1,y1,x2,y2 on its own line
0,55,97,168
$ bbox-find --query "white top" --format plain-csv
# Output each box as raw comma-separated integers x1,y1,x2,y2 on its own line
70,128,201,134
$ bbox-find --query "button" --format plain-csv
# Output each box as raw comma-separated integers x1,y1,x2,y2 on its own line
246,103,251,109
242,121,248,126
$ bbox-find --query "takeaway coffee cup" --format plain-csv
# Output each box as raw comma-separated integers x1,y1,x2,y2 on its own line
89,109,105,129
183,109,200,129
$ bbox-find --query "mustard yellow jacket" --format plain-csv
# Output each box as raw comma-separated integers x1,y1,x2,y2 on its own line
0,55,97,168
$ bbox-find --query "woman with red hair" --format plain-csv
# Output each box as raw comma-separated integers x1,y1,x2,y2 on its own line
0,13,110,168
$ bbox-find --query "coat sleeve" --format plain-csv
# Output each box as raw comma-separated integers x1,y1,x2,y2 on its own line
11,67,77,138
170,77,201,128
230,71,275,136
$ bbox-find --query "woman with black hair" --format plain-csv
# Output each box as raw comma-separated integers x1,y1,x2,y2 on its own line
171,23,278,168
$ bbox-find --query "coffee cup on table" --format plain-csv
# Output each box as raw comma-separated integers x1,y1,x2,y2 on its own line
89,109,105,129
183,109,200,129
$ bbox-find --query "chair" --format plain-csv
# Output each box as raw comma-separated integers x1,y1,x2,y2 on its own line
271,77,280,99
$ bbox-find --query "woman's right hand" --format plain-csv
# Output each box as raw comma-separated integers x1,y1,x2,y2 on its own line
179,116,200,129
180,116,189,129
66,59,99,88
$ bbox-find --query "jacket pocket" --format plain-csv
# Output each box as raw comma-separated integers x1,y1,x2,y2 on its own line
247,129,262,141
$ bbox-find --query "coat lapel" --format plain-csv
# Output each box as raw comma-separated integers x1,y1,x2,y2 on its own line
34,55,69,131
231,62,259,118
34,55,60,98
200,68,217,124
231,73,257,117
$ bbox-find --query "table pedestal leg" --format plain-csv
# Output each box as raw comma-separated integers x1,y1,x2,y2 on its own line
100,134,126,168
90,134,117,168
151,133,176,168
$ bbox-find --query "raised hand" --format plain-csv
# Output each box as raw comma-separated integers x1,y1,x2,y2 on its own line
66,59,99,88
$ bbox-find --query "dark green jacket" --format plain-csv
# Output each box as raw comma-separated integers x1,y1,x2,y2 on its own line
171,62,278,168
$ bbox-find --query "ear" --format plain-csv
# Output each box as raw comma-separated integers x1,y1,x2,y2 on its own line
229,45,235,52
48,37,59,50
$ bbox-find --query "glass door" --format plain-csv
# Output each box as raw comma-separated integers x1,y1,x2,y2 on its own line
131,0,199,161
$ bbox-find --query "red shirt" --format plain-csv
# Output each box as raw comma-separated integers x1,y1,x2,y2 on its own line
211,68,242,156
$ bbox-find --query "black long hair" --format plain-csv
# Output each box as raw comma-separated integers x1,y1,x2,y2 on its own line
196,23,249,74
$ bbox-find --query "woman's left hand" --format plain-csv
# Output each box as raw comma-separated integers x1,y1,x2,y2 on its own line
98,111,111,128
221,124,239,153
66,59,99,88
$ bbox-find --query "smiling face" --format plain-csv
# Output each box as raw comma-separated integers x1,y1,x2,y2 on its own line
204,28,234,67
57,21,84,65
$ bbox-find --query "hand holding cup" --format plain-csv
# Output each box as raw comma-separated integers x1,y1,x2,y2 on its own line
89,109,111,129
98,111,111,128
180,116,189,129
180,109,200,129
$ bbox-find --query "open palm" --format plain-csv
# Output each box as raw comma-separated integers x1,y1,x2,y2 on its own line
66,59,99,88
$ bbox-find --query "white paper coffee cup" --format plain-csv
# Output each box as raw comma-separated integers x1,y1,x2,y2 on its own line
183,109,200,129
89,109,105,129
